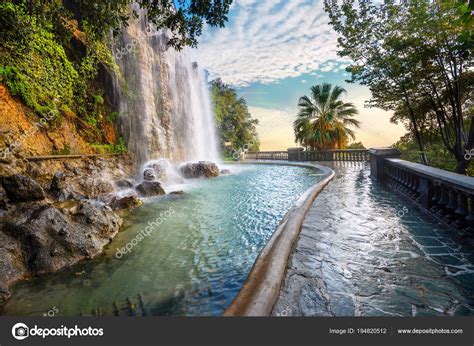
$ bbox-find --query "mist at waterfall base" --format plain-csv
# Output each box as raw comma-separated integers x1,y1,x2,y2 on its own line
110,6,220,180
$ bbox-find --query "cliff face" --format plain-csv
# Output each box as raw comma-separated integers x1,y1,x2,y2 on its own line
0,153,139,308
0,85,97,157
0,84,137,309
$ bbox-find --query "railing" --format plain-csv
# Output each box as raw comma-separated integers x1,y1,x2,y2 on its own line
290,149,369,162
384,158,474,229
24,153,125,161
245,149,369,162
246,151,288,160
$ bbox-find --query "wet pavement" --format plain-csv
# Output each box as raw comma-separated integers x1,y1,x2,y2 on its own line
272,162,474,316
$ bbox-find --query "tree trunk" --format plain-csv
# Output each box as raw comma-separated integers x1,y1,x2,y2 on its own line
403,91,428,165
455,156,469,175
409,113,429,165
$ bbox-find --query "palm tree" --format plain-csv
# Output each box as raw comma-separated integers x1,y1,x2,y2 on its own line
293,83,361,150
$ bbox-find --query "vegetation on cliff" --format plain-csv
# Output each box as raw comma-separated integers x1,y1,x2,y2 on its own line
0,0,233,156
0,1,122,152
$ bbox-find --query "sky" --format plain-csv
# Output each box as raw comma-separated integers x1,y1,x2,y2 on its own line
194,0,406,150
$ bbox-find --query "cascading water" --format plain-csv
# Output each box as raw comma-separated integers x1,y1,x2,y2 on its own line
110,6,220,172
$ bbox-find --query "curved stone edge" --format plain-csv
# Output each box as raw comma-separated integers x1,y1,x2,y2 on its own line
223,161,335,316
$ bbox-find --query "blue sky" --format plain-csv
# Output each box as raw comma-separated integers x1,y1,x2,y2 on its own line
194,0,406,150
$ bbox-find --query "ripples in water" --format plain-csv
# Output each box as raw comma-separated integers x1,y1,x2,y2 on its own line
2,164,321,316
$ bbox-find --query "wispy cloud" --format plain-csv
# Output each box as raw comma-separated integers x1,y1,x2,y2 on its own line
196,0,348,87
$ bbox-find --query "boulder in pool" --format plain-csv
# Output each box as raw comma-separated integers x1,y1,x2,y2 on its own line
135,181,166,197
143,168,158,181
109,196,143,210
142,161,167,181
180,161,219,179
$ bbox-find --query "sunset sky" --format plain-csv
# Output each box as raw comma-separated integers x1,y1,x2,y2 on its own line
195,0,406,150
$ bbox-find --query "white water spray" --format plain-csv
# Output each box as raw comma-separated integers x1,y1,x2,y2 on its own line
111,5,220,171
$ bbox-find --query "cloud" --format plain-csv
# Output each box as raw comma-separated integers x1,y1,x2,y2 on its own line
195,0,347,87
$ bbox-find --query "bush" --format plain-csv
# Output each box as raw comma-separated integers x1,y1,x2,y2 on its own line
91,137,127,154
114,137,127,153
0,2,78,118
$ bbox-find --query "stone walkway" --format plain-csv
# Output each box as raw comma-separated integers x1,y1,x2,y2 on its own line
272,162,474,316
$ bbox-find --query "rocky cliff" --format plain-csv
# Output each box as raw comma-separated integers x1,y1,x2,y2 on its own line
0,151,140,307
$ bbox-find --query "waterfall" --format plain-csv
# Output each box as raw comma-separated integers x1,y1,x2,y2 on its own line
110,6,220,169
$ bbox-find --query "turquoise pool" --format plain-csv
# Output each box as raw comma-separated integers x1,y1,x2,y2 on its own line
1,164,323,316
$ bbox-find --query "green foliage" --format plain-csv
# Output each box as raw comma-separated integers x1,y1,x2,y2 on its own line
0,1,78,117
393,133,474,177
210,79,260,157
0,1,109,120
0,66,26,97
114,137,127,153
0,0,232,155
325,0,473,173
293,83,360,150
0,0,123,149
347,141,366,149
109,111,119,122
65,0,233,50
86,115,98,127
94,95,104,105
91,137,127,154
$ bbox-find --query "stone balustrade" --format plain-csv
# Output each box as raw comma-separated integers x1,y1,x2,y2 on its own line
369,148,474,231
245,151,289,160
245,149,369,162
290,149,369,162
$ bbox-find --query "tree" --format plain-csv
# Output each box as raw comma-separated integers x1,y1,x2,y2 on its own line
210,79,260,155
347,141,366,149
293,83,360,150
325,0,473,173
21,0,233,50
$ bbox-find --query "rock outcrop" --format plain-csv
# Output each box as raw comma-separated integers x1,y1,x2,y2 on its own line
115,179,134,188
109,195,143,210
135,181,166,197
4,200,121,274
0,198,122,307
0,155,135,308
1,174,46,202
49,171,69,201
180,161,220,179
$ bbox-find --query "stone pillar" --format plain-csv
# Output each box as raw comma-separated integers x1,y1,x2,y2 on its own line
418,177,431,208
368,148,401,181
287,147,304,161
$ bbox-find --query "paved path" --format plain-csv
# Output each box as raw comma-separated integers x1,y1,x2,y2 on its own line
272,162,474,316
